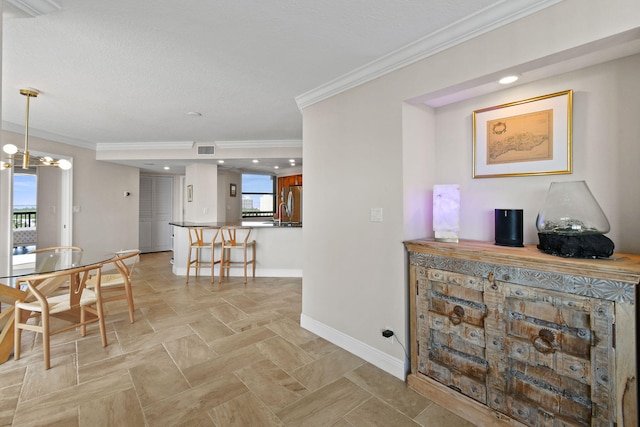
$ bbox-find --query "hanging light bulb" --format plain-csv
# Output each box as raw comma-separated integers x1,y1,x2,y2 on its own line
1,88,72,170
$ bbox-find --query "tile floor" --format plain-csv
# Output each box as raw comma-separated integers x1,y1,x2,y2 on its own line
0,251,476,427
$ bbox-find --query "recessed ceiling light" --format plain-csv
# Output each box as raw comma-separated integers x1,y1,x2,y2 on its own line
290,163,296,166
163,166,170,170
187,111,202,117
252,159,259,163
218,160,224,164
274,166,279,169
289,159,295,163
499,75,519,84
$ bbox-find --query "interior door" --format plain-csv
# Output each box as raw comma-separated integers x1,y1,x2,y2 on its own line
139,175,173,253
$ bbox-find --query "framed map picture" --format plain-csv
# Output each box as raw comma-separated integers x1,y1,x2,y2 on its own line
473,90,572,178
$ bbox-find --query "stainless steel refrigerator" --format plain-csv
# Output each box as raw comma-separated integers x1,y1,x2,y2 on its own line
281,185,302,224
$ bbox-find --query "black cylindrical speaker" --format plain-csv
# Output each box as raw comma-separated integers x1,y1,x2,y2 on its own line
495,209,523,247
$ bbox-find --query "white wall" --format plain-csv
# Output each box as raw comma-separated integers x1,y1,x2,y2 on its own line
184,163,218,222
0,131,140,254
433,56,640,250
217,170,242,222
301,0,640,379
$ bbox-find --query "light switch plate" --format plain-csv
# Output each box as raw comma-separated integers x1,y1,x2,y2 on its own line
370,207,383,222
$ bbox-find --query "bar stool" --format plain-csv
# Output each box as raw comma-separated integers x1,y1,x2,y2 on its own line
219,226,256,284
186,227,222,284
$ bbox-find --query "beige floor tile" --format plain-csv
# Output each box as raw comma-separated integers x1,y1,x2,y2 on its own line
76,331,123,366
276,377,371,427
256,335,315,372
221,294,263,314
0,384,21,426
0,365,26,386
128,347,191,407
117,323,192,353
138,300,178,320
227,310,285,333
181,344,267,388
208,325,276,355
78,344,165,383
111,316,155,340
414,402,477,427
19,354,76,402
188,314,235,343
291,348,365,391
12,372,132,426
208,300,249,324
163,333,219,370
77,388,144,427
234,359,308,411
209,391,284,426
345,363,432,418
329,418,352,427
343,396,421,426
267,318,319,346
143,373,247,426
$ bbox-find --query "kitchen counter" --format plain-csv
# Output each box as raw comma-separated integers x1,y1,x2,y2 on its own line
170,220,302,278
169,220,302,228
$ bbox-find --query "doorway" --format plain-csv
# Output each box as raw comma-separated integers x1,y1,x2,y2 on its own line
8,152,73,272
12,170,37,255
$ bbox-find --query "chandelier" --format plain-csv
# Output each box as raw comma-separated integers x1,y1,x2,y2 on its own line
1,89,72,170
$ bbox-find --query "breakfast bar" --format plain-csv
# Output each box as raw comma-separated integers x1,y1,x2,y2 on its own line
170,221,303,278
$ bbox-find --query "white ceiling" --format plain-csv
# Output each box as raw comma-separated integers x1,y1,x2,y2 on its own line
0,0,575,174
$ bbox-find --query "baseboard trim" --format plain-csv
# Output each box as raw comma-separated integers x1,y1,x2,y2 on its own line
300,313,407,380
172,266,302,278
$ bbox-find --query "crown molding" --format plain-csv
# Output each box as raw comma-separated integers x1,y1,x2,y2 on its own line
295,0,563,110
95,141,195,151
214,140,303,149
1,120,95,150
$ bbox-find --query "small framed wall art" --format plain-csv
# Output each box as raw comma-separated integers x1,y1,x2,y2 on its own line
230,183,237,197
473,90,573,178
187,185,193,202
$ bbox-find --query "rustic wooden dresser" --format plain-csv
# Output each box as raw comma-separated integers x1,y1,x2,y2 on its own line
405,239,639,427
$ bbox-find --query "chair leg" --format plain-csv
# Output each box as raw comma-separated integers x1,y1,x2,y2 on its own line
186,246,192,284
13,306,21,362
243,247,248,284
42,312,50,370
219,248,225,284
80,307,87,337
96,302,107,347
252,244,256,278
125,285,135,323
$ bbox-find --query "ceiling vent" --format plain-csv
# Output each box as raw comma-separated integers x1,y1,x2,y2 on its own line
197,146,215,155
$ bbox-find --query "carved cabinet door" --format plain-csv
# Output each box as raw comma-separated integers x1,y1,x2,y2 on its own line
499,282,616,427
416,268,489,404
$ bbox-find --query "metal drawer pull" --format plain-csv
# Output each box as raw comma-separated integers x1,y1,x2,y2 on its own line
449,305,465,325
532,329,556,354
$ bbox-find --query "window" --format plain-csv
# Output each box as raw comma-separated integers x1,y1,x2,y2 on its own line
241,174,274,218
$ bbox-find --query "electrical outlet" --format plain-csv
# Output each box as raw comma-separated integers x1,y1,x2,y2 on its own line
381,327,394,343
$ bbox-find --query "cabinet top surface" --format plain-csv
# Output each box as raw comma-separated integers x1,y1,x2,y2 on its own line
405,239,640,282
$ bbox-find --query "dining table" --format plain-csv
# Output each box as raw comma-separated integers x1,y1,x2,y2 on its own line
0,247,116,364
1,248,116,282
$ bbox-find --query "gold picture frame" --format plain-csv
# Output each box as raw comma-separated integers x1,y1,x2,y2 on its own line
473,90,572,178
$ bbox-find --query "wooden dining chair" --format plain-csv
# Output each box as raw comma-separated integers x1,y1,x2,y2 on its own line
14,263,107,369
86,249,140,323
219,226,256,284
186,227,222,284
28,246,85,293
